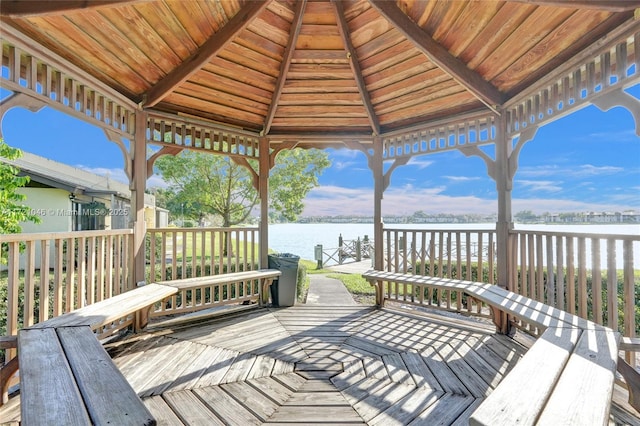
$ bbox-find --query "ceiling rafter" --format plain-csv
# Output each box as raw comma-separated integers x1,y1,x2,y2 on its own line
0,0,146,17
262,0,307,136
332,0,381,136
142,0,270,108
505,0,640,12
368,0,505,112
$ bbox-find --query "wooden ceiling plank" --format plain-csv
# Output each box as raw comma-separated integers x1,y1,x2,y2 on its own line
0,0,146,17
505,14,640,106
332,0,380,135
492,10,615,91
263,0,307,136
505,1,640,12
143,0,270,108
369,0,505,109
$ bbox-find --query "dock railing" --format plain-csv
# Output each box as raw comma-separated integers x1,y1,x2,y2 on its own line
382,227,639,367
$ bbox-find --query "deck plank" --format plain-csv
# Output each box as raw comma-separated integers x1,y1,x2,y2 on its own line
142,395,186,426
420,346,470,396
193,386,262,426
162,390,225,425
193,348,239,387
163,344,226,392
353,382,416,422
401,351,444,392
408,393,476,426
369,388,443,426
103,305,555,425
248,376,296,405
220,381,280,422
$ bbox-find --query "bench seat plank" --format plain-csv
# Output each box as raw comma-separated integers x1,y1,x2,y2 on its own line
362,270,599,331
469,327,582,426
57,326,156,426
31,283,178,330
18,328,91,426
156,269,281,289
536,329,619,426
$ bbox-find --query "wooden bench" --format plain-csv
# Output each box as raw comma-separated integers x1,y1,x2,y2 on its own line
31,283,179,331
362,270,621,426
19,325,155,425
15,271,281,425
156,269,282,307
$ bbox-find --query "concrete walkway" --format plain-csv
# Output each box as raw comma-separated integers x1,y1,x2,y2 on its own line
305,274,358,305
325,259,372,274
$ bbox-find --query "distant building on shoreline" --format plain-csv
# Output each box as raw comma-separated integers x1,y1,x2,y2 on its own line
297,211,639,224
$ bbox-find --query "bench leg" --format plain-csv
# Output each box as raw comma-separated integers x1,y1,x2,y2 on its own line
260,278,274,306
134,305,154,332
490,306,515,336
0,357,19,406
617,356,640,414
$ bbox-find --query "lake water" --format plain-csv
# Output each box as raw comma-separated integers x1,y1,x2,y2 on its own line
268,222,640,268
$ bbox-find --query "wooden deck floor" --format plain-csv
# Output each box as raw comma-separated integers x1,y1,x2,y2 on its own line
107,305,529,425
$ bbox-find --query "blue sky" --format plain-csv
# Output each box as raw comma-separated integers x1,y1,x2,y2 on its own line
1,86,639,217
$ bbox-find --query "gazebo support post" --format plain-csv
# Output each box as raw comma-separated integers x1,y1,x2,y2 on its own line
373,137,385,306
259,137,270,269
494,112,514,336
131,111,148,329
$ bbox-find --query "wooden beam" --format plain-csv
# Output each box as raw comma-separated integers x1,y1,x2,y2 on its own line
332,0,380,136
505,0,640,12
143,1,270,108
0,0,146,17
263,0,307,136
368,0,505,110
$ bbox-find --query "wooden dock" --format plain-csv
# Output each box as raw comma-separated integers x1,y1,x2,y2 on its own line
107,305,529,425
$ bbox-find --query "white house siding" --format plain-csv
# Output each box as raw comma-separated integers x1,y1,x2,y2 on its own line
3,187,72,271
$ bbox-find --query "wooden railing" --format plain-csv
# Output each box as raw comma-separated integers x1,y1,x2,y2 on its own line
0,229,133,360
382,228,496,318
508,229,639,366
381,226,639,367
146,227,259,281
146,227,260,317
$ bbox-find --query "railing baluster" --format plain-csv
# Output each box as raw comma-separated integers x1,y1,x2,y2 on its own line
566,237,575,315
24,241,36,327
556,236,565,311
623,240,635,366
577,237,588,318
607,238,620,330
545,235,555,306
39,240,50,322
54,239,64,316
66,237,75,311
592,238,602,324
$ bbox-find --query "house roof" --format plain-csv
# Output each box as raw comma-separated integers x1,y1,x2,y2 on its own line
2,151,156,206
1,0,637,144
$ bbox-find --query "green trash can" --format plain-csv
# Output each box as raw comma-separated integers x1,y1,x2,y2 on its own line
268,253,300,307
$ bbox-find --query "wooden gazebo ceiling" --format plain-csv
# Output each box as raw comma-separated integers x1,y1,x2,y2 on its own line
1,0,638,139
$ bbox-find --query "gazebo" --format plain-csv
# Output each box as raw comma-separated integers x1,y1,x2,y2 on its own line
1,1,639,424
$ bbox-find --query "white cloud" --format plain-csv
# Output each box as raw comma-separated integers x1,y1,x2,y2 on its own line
302,184,639,217
519,164,624,179
517,179,562,192
444,176,481,182
407,158,434,169
77,166,169,189
77,166,129,184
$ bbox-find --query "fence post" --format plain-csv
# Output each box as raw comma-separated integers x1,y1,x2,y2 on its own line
314,244,323,269
356,238,362,262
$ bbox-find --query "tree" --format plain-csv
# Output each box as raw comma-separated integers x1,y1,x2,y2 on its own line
0,139,40,264
154,148,330,227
